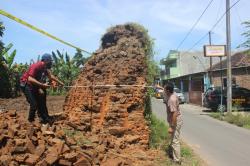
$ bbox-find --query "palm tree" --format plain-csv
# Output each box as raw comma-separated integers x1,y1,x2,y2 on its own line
239,21,250,49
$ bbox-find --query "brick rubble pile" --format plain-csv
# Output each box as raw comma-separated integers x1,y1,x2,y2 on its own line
0,24,156,166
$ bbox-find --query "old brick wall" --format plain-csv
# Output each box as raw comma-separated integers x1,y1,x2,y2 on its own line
212,67,250,89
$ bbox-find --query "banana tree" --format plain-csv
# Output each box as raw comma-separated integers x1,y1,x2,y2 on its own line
1,43,17,69
0,21,4,53
51,50,81,85
73,49,89,67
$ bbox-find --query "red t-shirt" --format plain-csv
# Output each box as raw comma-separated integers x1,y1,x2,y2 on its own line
20,61,48,87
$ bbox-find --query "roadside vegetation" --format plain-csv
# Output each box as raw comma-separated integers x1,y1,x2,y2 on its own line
0,21,90,97
144,93,204,165
210,112,250,129
148,114,204,165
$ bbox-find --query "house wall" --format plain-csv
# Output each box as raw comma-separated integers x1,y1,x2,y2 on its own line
212,67,250,89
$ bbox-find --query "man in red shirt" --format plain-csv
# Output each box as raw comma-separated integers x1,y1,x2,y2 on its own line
20,53,64,123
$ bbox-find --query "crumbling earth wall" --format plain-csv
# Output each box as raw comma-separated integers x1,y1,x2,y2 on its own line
0,24,158,166
64,24,150,145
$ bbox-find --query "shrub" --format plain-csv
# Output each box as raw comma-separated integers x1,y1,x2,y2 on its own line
149,114,169,149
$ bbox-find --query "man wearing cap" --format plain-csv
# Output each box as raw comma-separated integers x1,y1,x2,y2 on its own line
20,53,64,123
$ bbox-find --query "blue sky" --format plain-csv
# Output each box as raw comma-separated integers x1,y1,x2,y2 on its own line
0,0,250,63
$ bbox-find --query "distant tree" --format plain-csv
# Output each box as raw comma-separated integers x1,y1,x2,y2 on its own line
0,22,12,98
147,59,160,85
1,43,17,68
73,49,89,67
239,21,250,49
51,50,89,86
0,21,4,54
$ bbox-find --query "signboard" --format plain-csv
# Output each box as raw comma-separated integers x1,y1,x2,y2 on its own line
204,45,226,57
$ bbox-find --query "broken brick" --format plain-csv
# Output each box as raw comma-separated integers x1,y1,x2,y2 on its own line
64,152,78,162
0,122,8,129
73,156,91,166
8,110,17,117
26,138,36,154
25,154,39,166
8,126,16,138
36,160,48,166
58,159,72,166
12,146,27,154
62,144,70,153
65,137,77,146
55,129,65,138
35,144,46,158
26,126,35,139
0,154,12,166
44,154,59,165
14,139,26,146
14,154,28,162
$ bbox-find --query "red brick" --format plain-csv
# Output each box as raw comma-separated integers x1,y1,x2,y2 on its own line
36,159,48,166
35,144,46,157
8,126,16,138
15,154,28,162
14,139,26,146
73,156,91,166
0,122,8,129
64,152,77,162
65,137,77,146
0,155,12,166
58,159,72,166
44,147,60,165
62,144,70,153
25,154,39,166
55,129,65,138
26,126,35,139
26,138,36,154
0,135,7,144
8,110,17,117
12,146,27,154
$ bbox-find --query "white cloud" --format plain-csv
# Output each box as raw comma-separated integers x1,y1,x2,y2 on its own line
1,0,250,63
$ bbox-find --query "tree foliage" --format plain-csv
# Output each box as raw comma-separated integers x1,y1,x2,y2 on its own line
51,49,89,86
127,23,159,84
1,43,17,68
239,21,250,49
0,21,4,53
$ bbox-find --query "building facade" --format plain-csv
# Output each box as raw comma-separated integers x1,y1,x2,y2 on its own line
160,50,249,106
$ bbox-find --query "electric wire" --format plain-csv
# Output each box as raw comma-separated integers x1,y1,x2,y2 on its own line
182,0,241,54
176,0,214,50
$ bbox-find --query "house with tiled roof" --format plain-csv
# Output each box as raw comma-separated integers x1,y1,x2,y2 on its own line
211,50,250,90
160,50,250,106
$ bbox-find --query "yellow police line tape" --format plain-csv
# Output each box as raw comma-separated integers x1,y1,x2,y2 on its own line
61,84,154,88
0,9,92,55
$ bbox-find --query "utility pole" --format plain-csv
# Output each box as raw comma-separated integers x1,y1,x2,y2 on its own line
209,31,212,86
226,0,232,112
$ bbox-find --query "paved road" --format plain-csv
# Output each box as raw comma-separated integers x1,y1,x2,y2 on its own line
151,97,250,166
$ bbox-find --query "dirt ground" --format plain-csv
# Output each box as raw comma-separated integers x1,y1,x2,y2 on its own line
0,95,171,166
0,95,65,117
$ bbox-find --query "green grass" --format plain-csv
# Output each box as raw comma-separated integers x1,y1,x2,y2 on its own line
209,112,250,129
149,114,169,149
63,128,92,146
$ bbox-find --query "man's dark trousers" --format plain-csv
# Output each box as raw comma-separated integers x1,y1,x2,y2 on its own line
21,85,49,122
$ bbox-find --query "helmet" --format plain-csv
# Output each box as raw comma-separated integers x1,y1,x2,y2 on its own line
41,53,52,62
